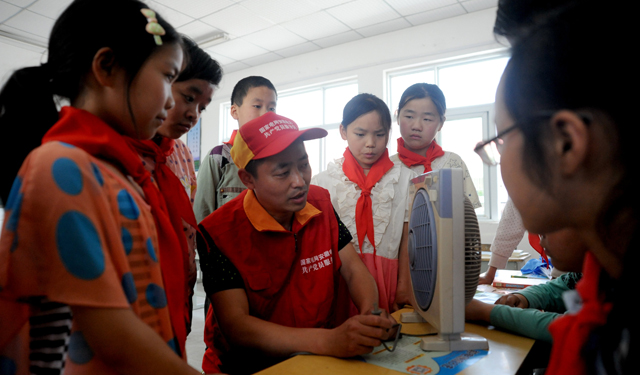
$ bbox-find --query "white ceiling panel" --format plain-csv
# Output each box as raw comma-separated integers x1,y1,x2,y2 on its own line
203,49,236,65
208,37,268,60
326,0,399,29
242,25,308,51
201,4,274,37
0,2,21,23
313,30,363,49
384,0,458,17
240,0,321,24
2,0,33,7
177,20,223,41
152,0,235,19
281,11,350,40
406,3,466,26
460,0,499,13
27,0,71,19
223,60,252,74
356,17,411,38
274,41,321,58
307,0,356,10
0,0,499,74
4,9,54,38
146,0,194,28
243,52,284,67
0,24,48,46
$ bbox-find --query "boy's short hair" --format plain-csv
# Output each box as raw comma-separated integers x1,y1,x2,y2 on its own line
230,76,277,106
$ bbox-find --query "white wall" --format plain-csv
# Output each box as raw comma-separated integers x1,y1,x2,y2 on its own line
0,37,46,86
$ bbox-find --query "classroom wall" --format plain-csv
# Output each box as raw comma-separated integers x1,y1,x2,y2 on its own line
0,6,538,263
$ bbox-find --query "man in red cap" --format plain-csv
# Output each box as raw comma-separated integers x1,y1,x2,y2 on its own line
197,112,397,374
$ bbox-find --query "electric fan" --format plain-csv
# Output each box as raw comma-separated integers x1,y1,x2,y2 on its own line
401,168,488,351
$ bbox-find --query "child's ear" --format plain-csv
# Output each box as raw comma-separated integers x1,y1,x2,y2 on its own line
549,110,589,176
438,116,446,131
339,124,347,141
230,104,239,121
238,168,256,190
91,47,118,87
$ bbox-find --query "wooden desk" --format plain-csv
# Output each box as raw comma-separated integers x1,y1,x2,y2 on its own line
256,310,535,375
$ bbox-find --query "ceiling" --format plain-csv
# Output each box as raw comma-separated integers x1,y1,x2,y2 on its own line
0,0,498,73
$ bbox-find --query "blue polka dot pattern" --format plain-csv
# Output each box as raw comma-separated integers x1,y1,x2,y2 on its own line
56,211,105,280
91,163,104,186
121,272,137,304
4,177,23,233
68,332,93,364
52,158,83,195
0,356,16,375
117,190,140,220
167,337,180,355
10,235,18,253
121,227,133,255
145,283,167,308
146,238,157,262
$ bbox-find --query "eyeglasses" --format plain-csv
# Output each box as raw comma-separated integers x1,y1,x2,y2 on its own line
474,111,591,166
474,124,518,166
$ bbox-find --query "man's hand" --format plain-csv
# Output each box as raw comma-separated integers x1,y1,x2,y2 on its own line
320,314,395,357
495,293,529,308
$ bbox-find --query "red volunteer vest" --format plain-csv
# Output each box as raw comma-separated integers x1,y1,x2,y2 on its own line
199,185,345,373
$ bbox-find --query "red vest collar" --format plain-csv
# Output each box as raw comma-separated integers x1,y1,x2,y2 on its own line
243,190,322,232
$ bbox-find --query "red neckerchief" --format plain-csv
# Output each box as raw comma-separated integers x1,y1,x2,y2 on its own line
342,147,394,261
127,136,201,331
42,107,187,357
224,129,238,146
546,252,612,374
528,232,549,268
396,137,445,173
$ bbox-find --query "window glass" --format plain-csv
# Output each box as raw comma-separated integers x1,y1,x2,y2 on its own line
277,89,323,128
438,57,509,108
325,83,358,125
220,103,234,142
325,127,347,165
439,116,485,216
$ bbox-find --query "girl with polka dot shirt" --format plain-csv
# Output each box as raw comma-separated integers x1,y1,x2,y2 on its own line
0,1,203,374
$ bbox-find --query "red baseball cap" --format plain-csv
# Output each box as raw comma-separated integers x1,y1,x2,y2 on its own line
231,112,327,169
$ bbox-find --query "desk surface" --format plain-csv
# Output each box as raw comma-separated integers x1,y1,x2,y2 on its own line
257,309,534,375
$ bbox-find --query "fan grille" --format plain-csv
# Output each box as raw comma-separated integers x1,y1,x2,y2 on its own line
463,197,482,304
408,188,438,311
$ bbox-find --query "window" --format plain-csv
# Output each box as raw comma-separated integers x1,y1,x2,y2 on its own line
220,80,358,176
387,54,509,220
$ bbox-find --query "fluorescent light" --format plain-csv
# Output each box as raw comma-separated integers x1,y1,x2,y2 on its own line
198,32,230,48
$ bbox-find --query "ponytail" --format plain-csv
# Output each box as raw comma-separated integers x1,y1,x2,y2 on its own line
0,65,58,205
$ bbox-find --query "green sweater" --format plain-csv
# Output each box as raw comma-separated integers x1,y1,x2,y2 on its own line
489,272,582,343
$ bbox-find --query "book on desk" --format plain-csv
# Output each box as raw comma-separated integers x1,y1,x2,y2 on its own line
492,270,550,290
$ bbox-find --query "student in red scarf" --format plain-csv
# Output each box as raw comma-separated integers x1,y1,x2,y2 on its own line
480,1,636,373
312,93,416,312
0,1,204,374
128,36,222,335
391,83,481,209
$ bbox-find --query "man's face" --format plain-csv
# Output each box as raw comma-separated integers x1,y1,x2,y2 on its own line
250,141,311,224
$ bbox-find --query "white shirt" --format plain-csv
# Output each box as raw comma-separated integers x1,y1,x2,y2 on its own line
312,157,416,259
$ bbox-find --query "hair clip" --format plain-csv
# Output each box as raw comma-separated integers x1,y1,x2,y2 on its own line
140,8,165,46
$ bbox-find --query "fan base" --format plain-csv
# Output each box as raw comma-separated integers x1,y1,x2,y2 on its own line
420,332,489,351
